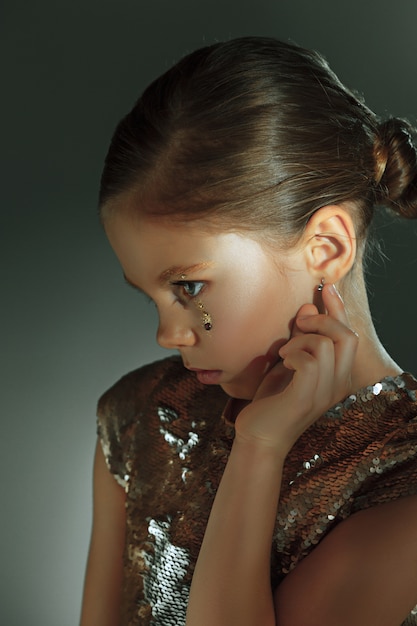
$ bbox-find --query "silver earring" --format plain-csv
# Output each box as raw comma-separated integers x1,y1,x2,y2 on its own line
317,278,325,292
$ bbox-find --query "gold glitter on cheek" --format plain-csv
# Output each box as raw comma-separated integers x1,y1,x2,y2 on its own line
178,274,213,331
196,300,212,331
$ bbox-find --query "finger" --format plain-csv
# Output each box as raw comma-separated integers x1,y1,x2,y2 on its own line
320,283,349,325
280,334,335,380
289,303,319,339
295,312,358,396
295,313,356,341
295,312,358,356
295,284,358,398
282,350,321,410
291,285,347,337
296,284,358,351
281,341,336,416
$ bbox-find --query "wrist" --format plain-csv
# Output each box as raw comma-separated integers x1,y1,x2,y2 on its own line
232,434,287,468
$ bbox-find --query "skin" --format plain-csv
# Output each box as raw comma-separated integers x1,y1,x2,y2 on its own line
105,211,316,400
81,203,417,626
104,204,400,402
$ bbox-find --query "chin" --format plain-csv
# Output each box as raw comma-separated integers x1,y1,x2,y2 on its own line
220,353,279,400
220,356,289,400
220,380,257,401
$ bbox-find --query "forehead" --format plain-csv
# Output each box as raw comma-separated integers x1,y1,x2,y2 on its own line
104,211,279,281
105,211,261,255
101,188,292,252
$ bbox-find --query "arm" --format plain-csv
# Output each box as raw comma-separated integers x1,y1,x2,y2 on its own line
186,285,359,625
80,440,126,626
185,438,285,626
274,495,417,626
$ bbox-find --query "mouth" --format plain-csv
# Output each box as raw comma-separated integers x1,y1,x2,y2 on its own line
185,367,223,385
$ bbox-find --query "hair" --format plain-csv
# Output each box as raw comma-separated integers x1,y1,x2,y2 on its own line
99,36,417,250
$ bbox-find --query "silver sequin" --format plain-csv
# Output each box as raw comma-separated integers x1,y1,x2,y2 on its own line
141,517,190,626
158,406,199,460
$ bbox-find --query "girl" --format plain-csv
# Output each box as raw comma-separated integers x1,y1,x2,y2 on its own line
80,37,417,626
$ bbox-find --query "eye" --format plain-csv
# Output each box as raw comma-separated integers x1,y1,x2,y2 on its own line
173,281,205,299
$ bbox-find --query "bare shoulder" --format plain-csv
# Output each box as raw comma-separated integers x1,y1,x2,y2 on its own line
274,496,417,626
80,441,126,626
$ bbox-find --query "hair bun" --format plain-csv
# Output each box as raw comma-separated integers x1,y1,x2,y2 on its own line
376,117,417,218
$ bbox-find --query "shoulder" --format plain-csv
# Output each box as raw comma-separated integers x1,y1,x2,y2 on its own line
96,355,195,484
97,354,227,428
275,495,417,625
97,354,195,445
97,355,186,419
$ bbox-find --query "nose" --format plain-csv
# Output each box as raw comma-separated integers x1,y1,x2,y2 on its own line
156,315,197,350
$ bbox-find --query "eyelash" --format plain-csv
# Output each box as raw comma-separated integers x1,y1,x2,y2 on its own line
124,279,205,306
171,281,205,299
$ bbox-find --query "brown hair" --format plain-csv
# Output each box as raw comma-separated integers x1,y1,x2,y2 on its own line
99,37,417,247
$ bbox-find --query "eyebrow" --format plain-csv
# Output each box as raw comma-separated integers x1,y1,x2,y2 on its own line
157,262,215,284
123,262,214,292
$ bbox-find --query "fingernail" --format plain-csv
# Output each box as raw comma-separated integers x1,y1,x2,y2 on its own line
328,283,343,301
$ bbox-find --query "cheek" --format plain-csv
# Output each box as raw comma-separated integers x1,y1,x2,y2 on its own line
208,283,293,351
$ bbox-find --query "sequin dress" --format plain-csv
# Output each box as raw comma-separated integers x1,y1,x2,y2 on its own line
97,355,417,625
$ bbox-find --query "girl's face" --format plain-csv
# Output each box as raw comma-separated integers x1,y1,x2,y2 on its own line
105,212,316,400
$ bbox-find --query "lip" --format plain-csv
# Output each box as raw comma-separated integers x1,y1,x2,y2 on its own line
186,367,223,385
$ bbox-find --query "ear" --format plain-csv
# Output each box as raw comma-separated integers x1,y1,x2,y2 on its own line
302,205,357,283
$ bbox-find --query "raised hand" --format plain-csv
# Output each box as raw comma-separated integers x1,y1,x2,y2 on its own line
234,283,359,456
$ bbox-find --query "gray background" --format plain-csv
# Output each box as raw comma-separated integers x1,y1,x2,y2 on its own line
2,1,417,624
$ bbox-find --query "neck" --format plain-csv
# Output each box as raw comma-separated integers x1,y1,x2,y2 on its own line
342,274,402,393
